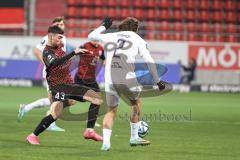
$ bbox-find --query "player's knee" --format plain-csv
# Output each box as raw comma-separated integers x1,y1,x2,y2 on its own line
68,99,76,106
51,101,63,119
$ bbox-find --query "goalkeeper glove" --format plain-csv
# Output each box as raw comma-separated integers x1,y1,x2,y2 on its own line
102,17,112,29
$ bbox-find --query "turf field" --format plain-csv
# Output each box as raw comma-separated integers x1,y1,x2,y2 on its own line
0,86,240,160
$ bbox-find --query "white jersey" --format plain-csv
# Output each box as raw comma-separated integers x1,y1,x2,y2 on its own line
88,26,159,88
36,35,67,79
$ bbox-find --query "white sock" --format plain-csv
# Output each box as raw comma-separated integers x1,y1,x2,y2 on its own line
48,122,56,128
24,98,50,113
130,122,140,140
86,128,94,132
103,128,112,146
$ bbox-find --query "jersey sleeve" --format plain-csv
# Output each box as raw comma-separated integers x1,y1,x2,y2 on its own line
43,50,57,67
138,38,160,84
88,26,112,43
36,36,48,52
138,39,154,63
43,49,76,67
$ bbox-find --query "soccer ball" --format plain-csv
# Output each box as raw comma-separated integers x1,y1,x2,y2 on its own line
138,121,149,138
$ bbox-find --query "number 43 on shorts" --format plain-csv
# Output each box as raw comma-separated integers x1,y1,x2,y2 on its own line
55,92,65,101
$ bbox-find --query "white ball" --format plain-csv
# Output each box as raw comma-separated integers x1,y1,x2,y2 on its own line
138,121,149,138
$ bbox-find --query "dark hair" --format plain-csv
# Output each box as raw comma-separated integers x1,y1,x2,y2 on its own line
48,25,64,34
52,16,65,24
118,17,139,32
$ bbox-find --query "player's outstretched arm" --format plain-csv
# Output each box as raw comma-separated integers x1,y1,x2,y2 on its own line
43,49,87,67
139,40,165,90
88,17,112,42
74,48,88,55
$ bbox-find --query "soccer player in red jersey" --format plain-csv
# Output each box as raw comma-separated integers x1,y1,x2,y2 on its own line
74,40,105,141
26,26,102,145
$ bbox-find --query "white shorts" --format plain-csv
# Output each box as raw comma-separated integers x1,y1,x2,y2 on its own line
105,84,141,107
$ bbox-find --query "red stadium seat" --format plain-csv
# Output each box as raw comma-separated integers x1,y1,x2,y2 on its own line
118,8,131,18
79,0,90,6
145,32,155,40
187,33,198,41
186,10,197,22
67,0,77,5
79,31,88,38
159,21,170,31
106,0,117,7
79,7,92,18
186,0,197,10
172,0,181,9
225,0,236,11
199,0,210,10
226,24,237,33
186,22,196,32
172,33,184,41
159,9,171,21
67,7,78,17
212,11,224,23
94,0,104,7
146,9,156,20
225,12,236,23
78,19,89,30
173,22,183,31
90,19,102,28
157,32,170,40
213,23,224,33
226,34,238,42
199,34,211,42
212,0,222,10
159,0,170,9
107,8,118,19
213,34,225,42
92,7,106,19
119,0,130,8
172,10,183,21
199,23,211,33
145,0,157,8
66,18,77,29
132,9,143,20
133,0,143,8
145,21,156,31
67,30,77,37
199,10,208,22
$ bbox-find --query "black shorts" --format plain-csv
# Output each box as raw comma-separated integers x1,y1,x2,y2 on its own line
74,75,100,92
50,83,91,106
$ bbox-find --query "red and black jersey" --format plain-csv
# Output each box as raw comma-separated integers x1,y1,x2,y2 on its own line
43,45,74,89
77,42,104,79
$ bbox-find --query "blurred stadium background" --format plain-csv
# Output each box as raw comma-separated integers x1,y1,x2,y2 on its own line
0,0,240,160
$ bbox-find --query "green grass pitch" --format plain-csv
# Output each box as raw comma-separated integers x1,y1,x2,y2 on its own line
0,86,240,160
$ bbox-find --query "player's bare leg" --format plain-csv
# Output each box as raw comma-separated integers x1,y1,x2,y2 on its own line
18,98,50,121
129,98,150,146
83,90,102,105
101,106,118,151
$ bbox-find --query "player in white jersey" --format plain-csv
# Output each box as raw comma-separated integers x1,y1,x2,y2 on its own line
18,17,67,131
88,17,166,151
